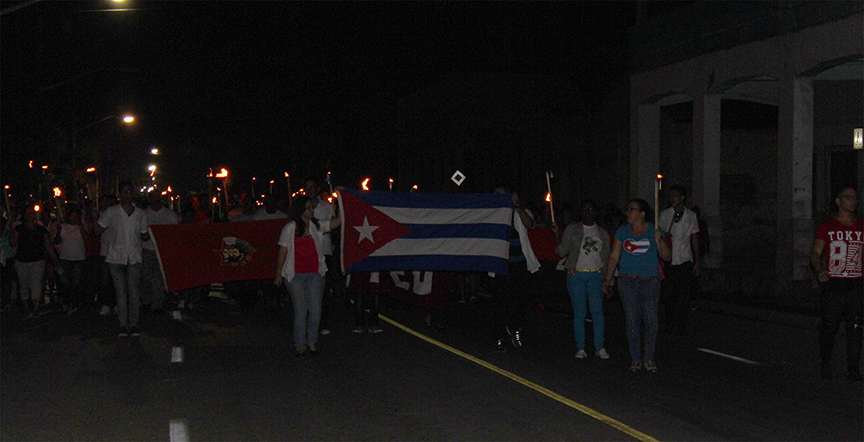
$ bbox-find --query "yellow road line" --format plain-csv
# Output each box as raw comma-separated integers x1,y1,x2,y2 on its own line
379,314,661,442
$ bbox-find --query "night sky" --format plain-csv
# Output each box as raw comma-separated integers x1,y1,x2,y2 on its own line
1,0,656,198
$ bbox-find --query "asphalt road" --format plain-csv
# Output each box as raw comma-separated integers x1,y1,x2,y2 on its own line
2,288,862,441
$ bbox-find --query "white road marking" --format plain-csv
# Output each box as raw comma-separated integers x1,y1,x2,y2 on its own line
171,346,184,363
697,348,762,365
169,419,189,442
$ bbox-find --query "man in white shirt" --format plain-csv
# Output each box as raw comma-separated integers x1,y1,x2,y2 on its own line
97,181,149,337
141,191,180,314
658,185,700,336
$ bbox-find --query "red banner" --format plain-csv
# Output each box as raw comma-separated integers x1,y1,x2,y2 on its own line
150,219,287,292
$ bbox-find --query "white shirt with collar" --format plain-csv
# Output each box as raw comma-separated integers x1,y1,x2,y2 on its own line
98,204,149,265
659,206,699,266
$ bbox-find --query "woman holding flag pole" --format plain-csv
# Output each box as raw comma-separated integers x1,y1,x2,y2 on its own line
602,198,670,373
274,195,342,357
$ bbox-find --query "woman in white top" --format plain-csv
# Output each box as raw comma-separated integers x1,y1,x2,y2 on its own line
56,208,89,314
274,196,341,356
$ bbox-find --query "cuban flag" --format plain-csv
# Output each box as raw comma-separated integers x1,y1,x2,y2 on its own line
622,238,652,255
338,189,513,275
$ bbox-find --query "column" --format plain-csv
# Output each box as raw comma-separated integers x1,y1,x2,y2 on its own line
631,104,660,203
693,94,722,269
777,76,814,293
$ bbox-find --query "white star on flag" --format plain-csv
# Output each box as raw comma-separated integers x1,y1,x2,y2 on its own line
353,216,379,244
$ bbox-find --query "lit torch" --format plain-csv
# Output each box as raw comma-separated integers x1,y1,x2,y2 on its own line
216,168,229,210
362,178,370,191
53,187,64,222
654,174,663,231
389,178,393,192
285,172,292,209
3,185,10,215
545,171,555,225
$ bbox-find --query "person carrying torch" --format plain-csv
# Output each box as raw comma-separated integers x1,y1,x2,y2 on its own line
601,192,670,373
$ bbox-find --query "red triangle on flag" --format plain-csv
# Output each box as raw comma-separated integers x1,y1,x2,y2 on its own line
340,191,412,271
623,240,638,253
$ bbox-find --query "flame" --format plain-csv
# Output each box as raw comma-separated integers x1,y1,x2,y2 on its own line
389,178,393,183
327,197,333,203
215,168,228,178
207,168,213,178
34,205,41,212
53,187,62,197
29,161,34,168
252,177,256,181
161,191,167,195
362,178,370,191
87,167,96,173
42,165,49,170
4,185,9,189
212,197,217,204
545,192,551,202
284,172,289,178
656,174,663,180
331,192,338,199
269,180,274,184
167,186,173,193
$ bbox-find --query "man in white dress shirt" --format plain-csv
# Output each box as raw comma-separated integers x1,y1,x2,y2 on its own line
658,185,700,336
97,181,149,337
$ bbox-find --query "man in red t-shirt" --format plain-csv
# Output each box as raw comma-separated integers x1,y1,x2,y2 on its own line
810,185,863,382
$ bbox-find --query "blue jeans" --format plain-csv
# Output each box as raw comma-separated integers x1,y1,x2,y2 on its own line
618,276,660,363
109,263,142,328
566,270,604,351
286,273,325,351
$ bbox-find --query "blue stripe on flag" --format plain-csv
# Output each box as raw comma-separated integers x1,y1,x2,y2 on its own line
347,255,509,275
401,223,511,239
344,189,512,209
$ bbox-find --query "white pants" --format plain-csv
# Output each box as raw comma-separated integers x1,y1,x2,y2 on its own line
14,260,45,301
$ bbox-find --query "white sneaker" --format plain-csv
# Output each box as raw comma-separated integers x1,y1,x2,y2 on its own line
99,305,111,316
596,348,610,360
575,350,588,359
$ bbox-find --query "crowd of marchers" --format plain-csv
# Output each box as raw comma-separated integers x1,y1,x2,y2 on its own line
1,177,860,381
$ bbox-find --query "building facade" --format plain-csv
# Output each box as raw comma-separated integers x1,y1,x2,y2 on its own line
628,1,863,305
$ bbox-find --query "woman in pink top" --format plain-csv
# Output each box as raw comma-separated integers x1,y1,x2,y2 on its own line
274,196,341,356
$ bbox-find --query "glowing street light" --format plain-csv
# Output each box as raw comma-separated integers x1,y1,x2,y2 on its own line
123,115,134,123
150,148,159,155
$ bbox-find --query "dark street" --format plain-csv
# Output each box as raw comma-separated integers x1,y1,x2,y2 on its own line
2,287,861,441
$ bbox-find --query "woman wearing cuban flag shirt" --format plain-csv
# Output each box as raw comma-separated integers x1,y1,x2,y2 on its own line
602,198,671,373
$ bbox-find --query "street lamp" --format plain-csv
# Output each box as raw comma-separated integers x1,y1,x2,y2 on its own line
150,148,159,155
